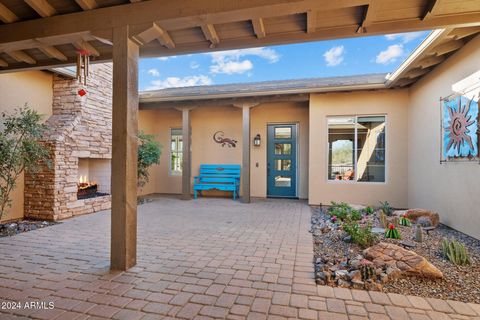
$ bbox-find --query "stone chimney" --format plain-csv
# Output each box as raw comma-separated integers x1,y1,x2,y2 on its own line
25,63,113,221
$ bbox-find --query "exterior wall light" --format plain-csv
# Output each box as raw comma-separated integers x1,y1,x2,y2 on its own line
253,134,261,147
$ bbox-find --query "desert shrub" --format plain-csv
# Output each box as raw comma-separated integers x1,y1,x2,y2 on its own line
379,201,393,216
343,220,378,248
364,206,374,215
442,238,471,266
0,106,50,220
137,131,162,187
328,202,362,221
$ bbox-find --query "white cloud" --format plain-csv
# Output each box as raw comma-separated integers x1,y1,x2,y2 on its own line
147,68,160,77
190,61,200,69
385,31,424,43
210,60,253,75
323,46,345,67
375,44,404,65
157,55,177,61
145,75,213,90
207,47,279,75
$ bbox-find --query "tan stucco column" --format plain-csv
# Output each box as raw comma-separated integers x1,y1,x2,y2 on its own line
175,106,195,200
111,25,139,271
234,102,259,203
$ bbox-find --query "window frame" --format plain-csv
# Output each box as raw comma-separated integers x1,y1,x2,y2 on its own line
326,114,387,184
169,128,183,176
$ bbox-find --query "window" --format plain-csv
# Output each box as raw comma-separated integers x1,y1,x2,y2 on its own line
327,116,386,182
170,128,183,175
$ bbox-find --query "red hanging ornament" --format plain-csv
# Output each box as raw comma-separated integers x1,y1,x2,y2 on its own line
78,89,87,96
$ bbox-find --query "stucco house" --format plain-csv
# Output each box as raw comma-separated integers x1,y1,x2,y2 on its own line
1,28,479,240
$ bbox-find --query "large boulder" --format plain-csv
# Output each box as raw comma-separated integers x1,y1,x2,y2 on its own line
363,242,443,279
404,209,440,227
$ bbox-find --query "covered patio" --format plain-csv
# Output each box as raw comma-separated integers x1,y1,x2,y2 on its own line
1,197,479,319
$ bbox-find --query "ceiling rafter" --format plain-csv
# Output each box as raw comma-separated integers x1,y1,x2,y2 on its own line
433,40,463,56
422,0,443,21
0,3,19,23
0,58,8,67
133,23,175,48
75,0,98,10
306,10,316,34
417,55,445,69
252,18,266,38
356,1,379,34
38,44,68,61
24,0,57,17
73,39,100,56
201,24,220,47
6,50,36,64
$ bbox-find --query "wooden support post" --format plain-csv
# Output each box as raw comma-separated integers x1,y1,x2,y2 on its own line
234,102,259,203
181,107,192,200
242,105,251,203
111,25,139,271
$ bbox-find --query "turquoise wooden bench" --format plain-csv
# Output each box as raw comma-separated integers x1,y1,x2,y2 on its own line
193,164,240,200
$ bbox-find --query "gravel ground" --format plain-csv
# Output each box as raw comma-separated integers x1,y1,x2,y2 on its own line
0,220,57,237
311,206,480,304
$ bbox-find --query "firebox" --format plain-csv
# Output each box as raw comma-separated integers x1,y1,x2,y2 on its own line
77,158,111,200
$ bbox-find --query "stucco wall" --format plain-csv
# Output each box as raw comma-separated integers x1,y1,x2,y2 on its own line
408,35,480,239
138,101,309,198
0,71,53,222
308,90,409,208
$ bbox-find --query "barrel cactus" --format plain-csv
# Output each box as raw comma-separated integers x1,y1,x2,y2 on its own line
385,224,401,239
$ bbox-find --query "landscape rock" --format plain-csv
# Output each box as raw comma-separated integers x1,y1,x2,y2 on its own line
363,242,443,279
404,209,440,227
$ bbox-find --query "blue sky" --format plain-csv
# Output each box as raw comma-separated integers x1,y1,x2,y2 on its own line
139,31,430,91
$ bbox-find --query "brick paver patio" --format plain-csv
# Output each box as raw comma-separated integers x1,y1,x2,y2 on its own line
0,197,479,319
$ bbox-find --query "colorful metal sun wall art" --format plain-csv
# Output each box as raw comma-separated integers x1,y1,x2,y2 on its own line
442,95,479,160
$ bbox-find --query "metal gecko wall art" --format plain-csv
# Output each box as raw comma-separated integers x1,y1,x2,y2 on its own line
213,131,237,148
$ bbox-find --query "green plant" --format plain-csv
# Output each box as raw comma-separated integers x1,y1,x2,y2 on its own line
399,216,411,227
379,201,393,216
343,220,378,248
137,131,162,187
328,201,351,221
349,209,362,221
0,106,50,220
441,238,471,266
364,206,374,215
385,224,401,239
360,262,375,281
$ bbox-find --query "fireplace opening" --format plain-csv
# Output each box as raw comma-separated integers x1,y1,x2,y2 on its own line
77,158,111,200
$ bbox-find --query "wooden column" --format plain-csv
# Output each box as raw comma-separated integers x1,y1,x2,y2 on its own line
111,25,139,271
180,107,193,200
234,103,259,203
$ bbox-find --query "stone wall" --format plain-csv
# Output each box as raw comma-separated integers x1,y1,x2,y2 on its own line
25,64,113,220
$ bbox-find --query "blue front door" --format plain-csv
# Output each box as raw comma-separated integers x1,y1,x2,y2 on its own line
267,124,297,198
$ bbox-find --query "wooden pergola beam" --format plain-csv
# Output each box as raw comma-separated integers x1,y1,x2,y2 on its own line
201,24,220,46
75,0,98,10
356,2,379,33
0,3,19,23
24,0,57,17
0,58,8,67
252,18,266,38
6,50,36,64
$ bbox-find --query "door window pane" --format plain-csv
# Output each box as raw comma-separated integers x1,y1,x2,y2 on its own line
275,176,291,187
170,128,183,174
275,143,291,155
274,127,291,139
275,159,291,171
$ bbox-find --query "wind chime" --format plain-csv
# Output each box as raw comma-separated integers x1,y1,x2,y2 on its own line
76,49,90,96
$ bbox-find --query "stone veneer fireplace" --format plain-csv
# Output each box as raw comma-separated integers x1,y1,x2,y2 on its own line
25,64,113,221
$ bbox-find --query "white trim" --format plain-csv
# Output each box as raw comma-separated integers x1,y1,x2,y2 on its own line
169,127,183,177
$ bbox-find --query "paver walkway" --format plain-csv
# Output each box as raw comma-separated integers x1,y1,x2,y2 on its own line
0,197,479,320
